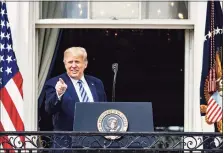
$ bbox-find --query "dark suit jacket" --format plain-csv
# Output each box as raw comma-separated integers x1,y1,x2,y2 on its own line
44,73,107,131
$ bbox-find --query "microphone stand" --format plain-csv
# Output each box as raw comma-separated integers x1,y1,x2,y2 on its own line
112,63,118,102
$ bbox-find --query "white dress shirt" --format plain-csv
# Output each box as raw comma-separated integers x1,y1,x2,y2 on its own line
70,76,94,102
56,75,94,102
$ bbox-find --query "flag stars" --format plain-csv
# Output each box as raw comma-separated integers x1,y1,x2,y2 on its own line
5,33,10,40
0,55,4,62
208,31,212,38
204,27,223,41
215,27,221,34
0,32,5,39
0,9,5,16
0,43,4,51
5,67,12,75
0,78,2,84
204,35,207,41
6,55,12,63
1,2,6,7
0,67,2,72
215,27,223,34
0,20,5,27
6,44,12,52
6,21,9,29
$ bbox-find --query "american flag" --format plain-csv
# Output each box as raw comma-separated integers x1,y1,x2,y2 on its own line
200,1,223,131
0,1,25,150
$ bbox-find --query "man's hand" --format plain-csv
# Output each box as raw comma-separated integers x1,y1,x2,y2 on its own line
55,78,67,96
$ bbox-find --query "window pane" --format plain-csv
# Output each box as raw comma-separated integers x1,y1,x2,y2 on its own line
41,1,88,19
40,1,188,19
65,2,88,19
141,2,188,19
90,2,139,19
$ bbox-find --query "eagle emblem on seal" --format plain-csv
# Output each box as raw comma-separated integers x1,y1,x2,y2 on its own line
97,109,128,140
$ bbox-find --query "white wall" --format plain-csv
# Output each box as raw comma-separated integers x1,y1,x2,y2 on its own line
188,2,207,132
6,2,37,131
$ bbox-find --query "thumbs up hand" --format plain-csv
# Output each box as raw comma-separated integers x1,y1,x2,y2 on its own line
55,78,67,96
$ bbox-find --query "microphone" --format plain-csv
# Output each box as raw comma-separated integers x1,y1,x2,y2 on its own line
112,63,118,102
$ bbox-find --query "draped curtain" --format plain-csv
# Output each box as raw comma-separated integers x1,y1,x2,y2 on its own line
38,2,66,97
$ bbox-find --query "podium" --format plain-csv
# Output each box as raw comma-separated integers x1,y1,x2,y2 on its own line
72,102,155,148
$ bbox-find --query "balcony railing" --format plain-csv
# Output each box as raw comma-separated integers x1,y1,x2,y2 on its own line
0,132,222,153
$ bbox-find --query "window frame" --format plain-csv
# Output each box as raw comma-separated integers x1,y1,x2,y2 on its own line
29,1,199,132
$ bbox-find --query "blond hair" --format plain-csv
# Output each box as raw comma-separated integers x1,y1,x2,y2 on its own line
63,47,88,63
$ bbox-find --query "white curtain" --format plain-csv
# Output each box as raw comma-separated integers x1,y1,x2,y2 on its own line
38,2,66,97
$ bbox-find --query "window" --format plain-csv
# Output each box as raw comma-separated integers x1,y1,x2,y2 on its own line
42,28,185,129
90,2,139,19
36,1,195,133
141,2,188,19
40,1,188,19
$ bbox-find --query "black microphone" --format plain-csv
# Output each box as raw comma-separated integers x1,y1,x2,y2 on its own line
112,63,118,102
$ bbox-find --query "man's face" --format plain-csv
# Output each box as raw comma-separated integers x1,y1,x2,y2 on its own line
64,51,87,80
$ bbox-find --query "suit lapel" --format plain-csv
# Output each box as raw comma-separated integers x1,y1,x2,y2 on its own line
85,75,98,102
64,73,80,102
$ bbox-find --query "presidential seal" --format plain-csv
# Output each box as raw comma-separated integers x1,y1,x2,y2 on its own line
97,109,128,140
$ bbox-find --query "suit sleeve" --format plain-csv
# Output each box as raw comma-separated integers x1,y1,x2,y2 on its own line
44,82,62,115
100,80,107,102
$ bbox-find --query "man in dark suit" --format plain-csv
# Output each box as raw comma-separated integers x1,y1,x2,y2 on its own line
44,47,107,148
